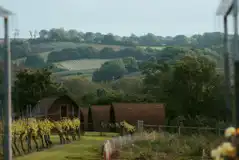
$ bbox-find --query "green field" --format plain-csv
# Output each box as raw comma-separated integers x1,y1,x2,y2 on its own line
30,42,125,54
53,59,110,71
55,69,95,81
51,59,110,80
138,45,165,50
14,132,117,160
30,42,164,55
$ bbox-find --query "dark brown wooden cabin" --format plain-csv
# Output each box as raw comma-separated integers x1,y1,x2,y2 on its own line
91,105,111,132
32,95,80,121
112,103,165,126
79,108,88,131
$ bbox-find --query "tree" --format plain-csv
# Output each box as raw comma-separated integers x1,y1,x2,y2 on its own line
39,29,49,40
33,30,38,39
13,68,66,115
142,55,226,125
48,28,67,41
68,29,80,41
92,59,127,82
13,29,20,39
111,77,143,94
29,31,33,39
122,57,139,73
166,55,225,122
84,32,95,43
24,55,46,68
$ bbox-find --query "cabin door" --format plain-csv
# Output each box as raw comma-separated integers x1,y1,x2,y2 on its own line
61,105,67,118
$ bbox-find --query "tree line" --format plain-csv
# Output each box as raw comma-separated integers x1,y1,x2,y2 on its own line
31,28,224,48
4,29,226,61
90,47,222,82
20,46,222,70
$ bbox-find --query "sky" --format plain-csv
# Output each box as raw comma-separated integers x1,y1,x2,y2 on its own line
0,0,228,38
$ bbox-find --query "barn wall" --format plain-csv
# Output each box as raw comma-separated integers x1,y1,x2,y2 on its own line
91,105,111,132
113,103,165,126
80,108,88,131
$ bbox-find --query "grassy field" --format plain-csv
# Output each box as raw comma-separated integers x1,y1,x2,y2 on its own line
53,59,110,71
138,45,165,50
14,132,117,160
57,70,141,81
30,42,125,54
52,59,111,80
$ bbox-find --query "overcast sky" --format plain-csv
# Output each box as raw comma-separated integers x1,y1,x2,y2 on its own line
0,0,228,38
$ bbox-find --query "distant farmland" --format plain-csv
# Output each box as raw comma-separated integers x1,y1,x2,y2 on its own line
30,42,126,54
30,41,164,55
53,59,110,71
138,46,165,50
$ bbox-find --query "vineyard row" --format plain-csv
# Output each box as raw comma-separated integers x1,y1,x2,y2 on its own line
0,117,80,157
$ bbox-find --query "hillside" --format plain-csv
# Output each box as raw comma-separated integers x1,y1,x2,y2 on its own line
6,30,226,81
10,41,223,81
30,42,125,54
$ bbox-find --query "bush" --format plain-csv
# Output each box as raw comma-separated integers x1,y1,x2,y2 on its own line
92,59,127,82
25,55,46,68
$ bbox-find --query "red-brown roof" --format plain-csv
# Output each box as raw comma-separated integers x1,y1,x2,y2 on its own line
91,105,111,131
112,103,165,126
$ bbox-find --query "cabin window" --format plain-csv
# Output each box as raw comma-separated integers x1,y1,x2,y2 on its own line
61,105,67,118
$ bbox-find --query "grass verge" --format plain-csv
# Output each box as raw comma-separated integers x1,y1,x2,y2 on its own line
118,132,223,160
13,132,117,160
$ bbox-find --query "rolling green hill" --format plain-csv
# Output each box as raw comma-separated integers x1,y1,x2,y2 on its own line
11,40,223,82
30,42,126,54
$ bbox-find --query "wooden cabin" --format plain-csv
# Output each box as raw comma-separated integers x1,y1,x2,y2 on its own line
32,95,79,121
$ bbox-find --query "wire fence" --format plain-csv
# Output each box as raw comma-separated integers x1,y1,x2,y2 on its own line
142,124,225,136
102,132,157,160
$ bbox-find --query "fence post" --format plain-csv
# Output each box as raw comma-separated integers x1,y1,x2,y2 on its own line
218,128,221,136
178,126,181,135
137,120,144,133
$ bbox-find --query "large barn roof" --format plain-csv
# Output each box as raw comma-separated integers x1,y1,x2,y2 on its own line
112,103,165,126
91,105,111,131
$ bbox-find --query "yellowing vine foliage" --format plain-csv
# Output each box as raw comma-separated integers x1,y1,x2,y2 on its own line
0,117,81,157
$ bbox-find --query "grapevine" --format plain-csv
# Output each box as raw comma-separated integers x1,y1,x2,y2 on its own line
120,121,136,133
0,117,81,157
99,121,136,135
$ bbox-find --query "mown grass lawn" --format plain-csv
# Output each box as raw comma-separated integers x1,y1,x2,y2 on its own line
14,133,116,160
